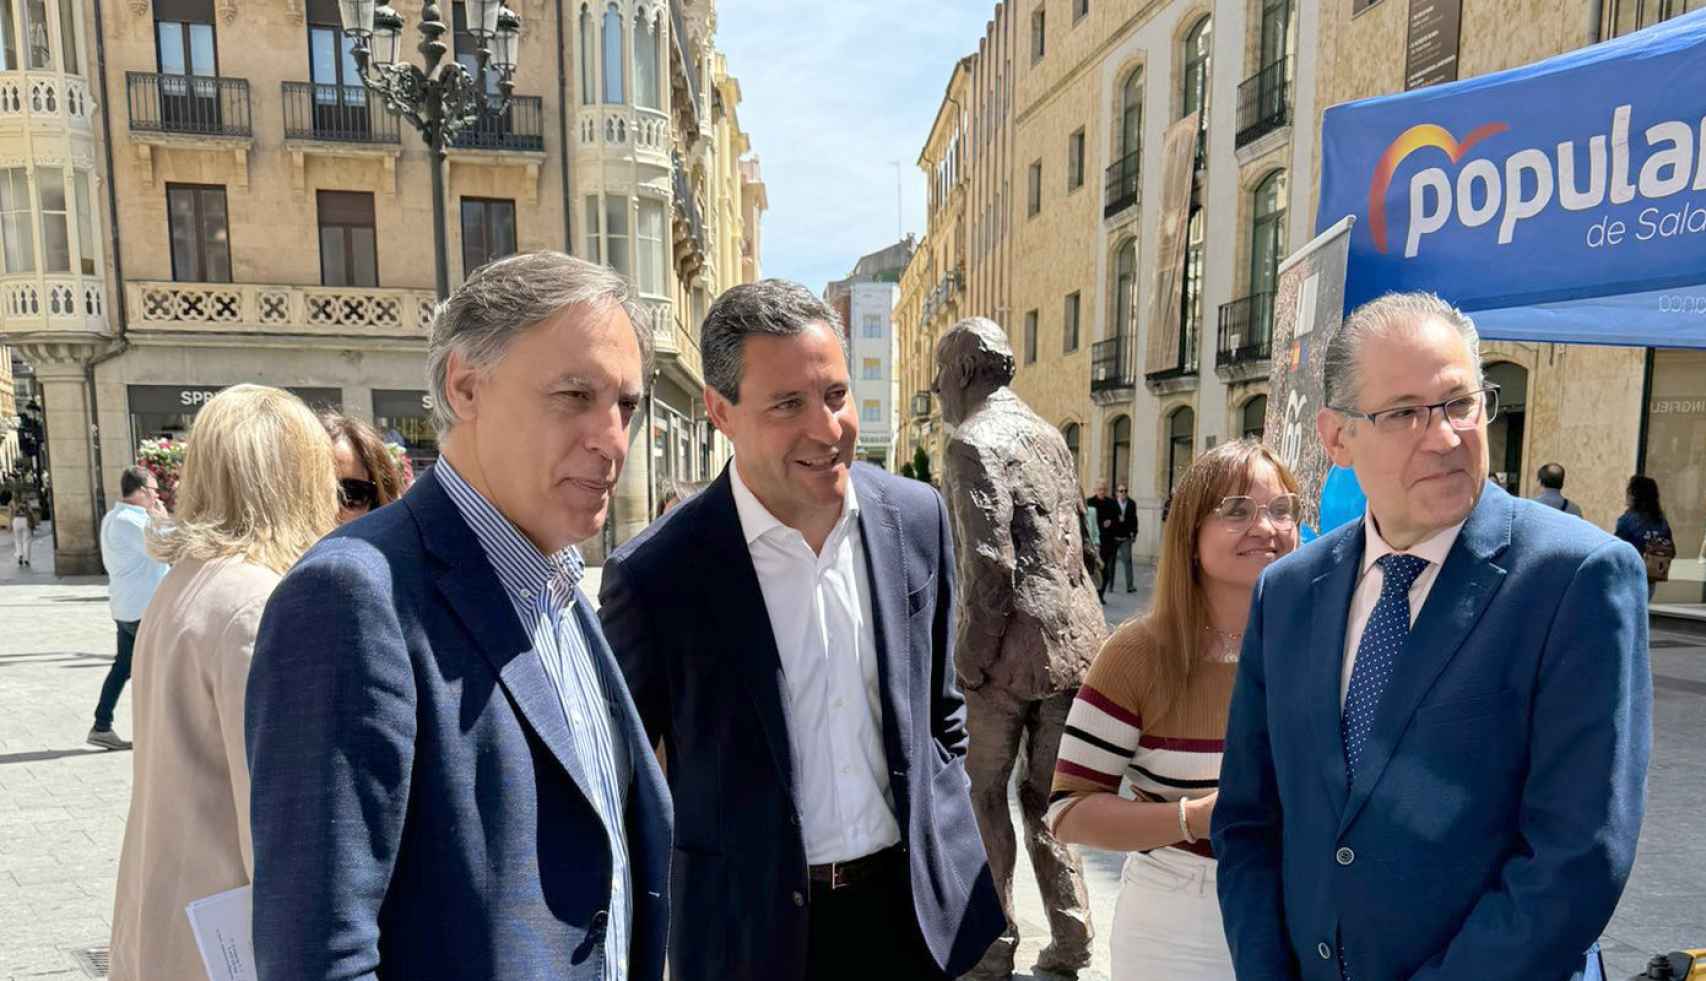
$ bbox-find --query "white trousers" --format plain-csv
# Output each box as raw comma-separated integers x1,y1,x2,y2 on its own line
11,516,28,563
1110,847,1236,981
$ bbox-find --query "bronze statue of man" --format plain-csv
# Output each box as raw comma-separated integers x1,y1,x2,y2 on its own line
935,317,1104,980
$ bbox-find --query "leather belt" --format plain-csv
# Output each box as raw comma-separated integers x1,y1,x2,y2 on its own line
808,845,902,892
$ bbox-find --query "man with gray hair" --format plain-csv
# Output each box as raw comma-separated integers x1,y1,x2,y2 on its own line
934,317,1101,980
601,279,1002,981
248,252,673,981
1214,291,1650,981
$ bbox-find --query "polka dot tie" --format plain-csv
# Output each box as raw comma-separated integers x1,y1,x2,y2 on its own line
1341,553,1430,787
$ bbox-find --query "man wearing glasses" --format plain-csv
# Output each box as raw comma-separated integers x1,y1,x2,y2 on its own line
1214,292,1651,981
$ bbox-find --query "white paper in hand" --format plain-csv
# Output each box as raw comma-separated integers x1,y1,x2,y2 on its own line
184,884,256,981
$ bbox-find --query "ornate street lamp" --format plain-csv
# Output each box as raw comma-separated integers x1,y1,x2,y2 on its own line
339,0,521,299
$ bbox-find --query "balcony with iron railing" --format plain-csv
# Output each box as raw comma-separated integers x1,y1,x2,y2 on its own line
1235,57,1292,148
282,81,400,144
1216,290,1275,381
1090,335,1135,397
1144,325,1200,390
1104,149,1139,219
450,95,545,152
126,72,251,138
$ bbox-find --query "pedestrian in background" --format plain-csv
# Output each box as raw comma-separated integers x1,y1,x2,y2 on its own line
1050,439,1300,979
319,412,406,526
10,491,36,566
1111,482,1139,592
1616,474,1674,600
109,385,338,981
1088,480,1121,599
88,467,170,751
1531,462,1583,516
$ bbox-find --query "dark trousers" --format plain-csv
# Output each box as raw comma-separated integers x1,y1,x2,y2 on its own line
93,619,138,731
805,850,946,981
1099,541,1123,594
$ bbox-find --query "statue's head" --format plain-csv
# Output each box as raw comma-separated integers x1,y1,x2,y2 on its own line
934,317,1015,426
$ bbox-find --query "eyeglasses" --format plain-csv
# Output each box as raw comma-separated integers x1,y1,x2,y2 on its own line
1330,385,1500,440
1212,493,1300,528
338,478,379,511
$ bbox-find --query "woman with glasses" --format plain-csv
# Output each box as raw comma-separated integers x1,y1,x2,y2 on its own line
1047,439,1301,980
110,386,338,981
321,412,406,525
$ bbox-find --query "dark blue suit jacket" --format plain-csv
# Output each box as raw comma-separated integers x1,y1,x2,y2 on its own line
1212,482,1651,981
599,463,1004,981
246,468,673,981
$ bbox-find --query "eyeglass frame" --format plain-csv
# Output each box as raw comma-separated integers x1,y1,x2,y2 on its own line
1209,493,1301,529
1328,384,1501,439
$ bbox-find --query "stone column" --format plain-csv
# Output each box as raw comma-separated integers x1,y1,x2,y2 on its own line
17,343,107,575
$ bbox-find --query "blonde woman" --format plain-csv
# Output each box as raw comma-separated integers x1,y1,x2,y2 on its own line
1048,439,1301,979
109,385,338,981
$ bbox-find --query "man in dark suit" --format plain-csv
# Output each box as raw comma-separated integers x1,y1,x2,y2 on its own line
1110,483,1139,592
1213,291,1651,981
246,253,672,981
601,280,1003,981
1086,481,1120,600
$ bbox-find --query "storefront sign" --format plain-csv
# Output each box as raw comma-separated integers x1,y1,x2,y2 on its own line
1403,0,1462,90
127,385,342,415
372,390,435,418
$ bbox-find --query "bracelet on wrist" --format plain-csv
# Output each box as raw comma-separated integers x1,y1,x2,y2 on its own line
1178,795,1198,844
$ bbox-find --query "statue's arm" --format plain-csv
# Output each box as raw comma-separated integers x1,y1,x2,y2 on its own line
944,440,1015,690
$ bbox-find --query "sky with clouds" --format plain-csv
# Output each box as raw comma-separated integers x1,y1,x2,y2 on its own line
714,1,997,295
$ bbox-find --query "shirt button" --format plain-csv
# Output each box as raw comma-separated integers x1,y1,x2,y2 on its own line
792,890,805,907
1318,942,1332,960
1336,846,1356,866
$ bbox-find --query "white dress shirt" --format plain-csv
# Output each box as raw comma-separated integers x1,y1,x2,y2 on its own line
1340,510,1467,707
730,462,901,865
100,503,169,623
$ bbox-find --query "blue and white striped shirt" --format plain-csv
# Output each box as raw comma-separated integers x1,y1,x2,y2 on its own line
436,459,633,981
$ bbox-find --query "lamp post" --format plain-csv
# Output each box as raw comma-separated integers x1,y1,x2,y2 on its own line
337,0,522,299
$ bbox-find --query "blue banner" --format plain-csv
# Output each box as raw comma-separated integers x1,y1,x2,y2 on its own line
1319,10,1706,349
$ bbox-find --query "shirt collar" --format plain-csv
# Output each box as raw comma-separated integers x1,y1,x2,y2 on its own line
1361,508,1465,575
728,458,860,547
436,456,585,610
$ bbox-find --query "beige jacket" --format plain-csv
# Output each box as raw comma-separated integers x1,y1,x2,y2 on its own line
109,556,281,981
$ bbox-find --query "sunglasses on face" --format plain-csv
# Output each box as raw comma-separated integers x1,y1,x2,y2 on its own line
1212,493,1300,528
338,478,379,511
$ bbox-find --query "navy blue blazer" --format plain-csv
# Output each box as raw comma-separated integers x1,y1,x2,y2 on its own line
1212,482,1651,981
599,463,1004,981
246,468,673,981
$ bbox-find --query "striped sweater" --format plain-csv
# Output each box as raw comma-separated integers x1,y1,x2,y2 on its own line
1047,619,1238,858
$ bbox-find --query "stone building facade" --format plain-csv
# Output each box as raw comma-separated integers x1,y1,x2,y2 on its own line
900,0,1704,573
0,0,762,571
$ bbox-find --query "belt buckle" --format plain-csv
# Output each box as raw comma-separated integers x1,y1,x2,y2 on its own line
830,861,849,890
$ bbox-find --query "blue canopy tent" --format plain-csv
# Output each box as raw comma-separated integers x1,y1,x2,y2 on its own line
1319,8,1706,348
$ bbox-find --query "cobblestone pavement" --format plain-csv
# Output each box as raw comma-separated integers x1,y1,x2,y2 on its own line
2,531,1700,980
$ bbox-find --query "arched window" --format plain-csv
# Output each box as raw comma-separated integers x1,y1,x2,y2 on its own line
1242,394,1268,439
1109,415,1131,489
634,9,660,109
1167,406,1195,494
1181,16,1211,120
601,2,624,105
1062,422,1081,474
1113,238,1136,338
1250,170,1287,340
1118,68,1142,159
579,5,594,104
